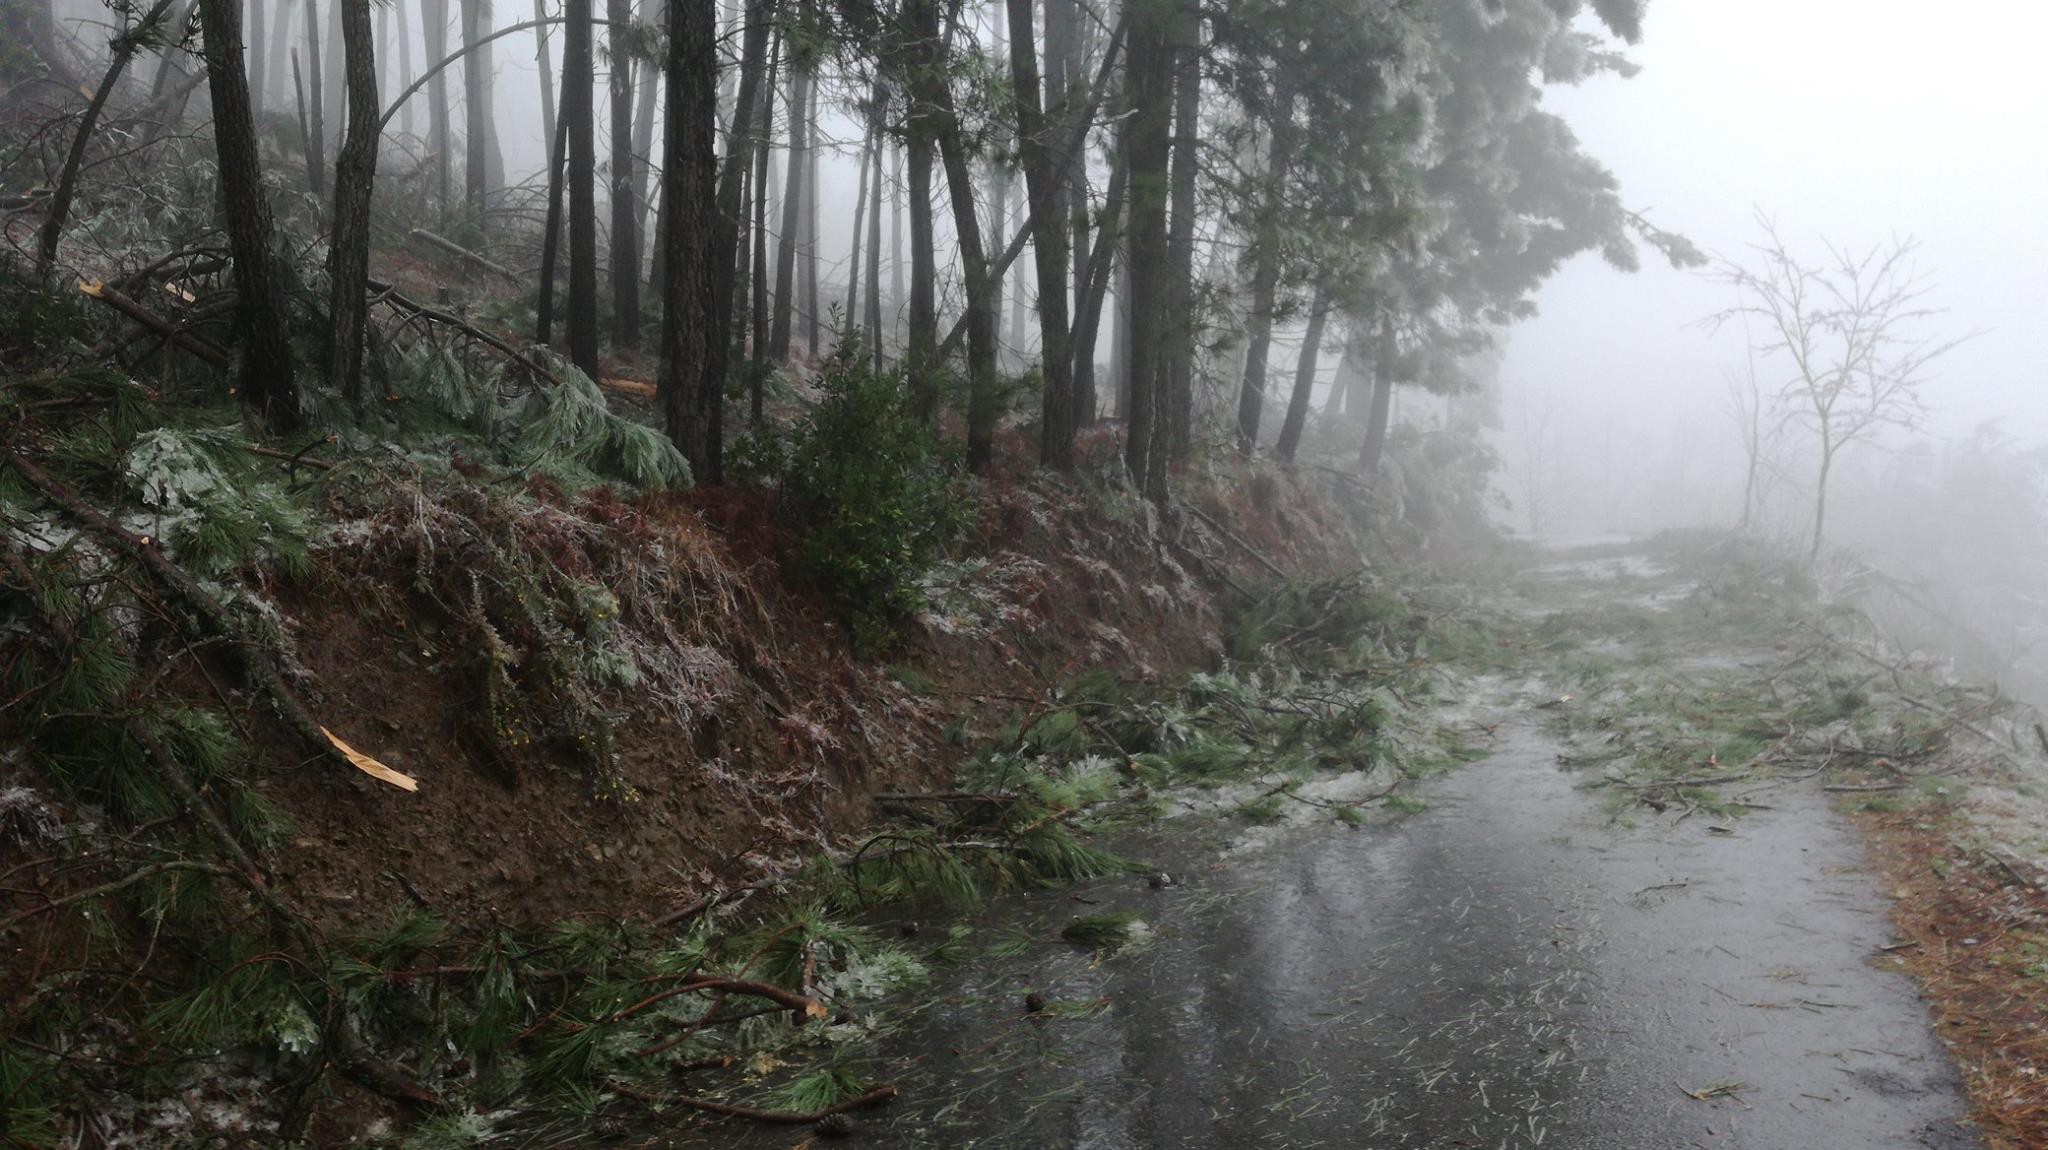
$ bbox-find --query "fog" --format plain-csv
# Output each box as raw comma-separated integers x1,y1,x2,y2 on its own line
1489,0,2048,698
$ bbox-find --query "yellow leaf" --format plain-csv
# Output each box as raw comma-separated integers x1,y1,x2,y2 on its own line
321,726,419,792
78,279,104,299
805,1000,829,1020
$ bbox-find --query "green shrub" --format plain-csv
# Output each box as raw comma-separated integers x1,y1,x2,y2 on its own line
780,345,967,652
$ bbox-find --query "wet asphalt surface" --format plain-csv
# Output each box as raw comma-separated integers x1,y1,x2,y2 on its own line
704,552,1976,1150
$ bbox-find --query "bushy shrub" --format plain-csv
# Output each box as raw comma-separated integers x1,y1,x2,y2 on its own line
780,345,968,651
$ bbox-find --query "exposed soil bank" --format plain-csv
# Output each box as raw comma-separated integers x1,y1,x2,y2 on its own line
693,547,1975,1150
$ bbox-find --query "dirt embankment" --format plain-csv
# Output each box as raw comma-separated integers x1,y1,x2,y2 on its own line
249,457,1360,939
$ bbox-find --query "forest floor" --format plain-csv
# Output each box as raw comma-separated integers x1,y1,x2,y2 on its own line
614,535,2048,1150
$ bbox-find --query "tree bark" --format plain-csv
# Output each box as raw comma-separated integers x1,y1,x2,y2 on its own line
423,0,452,222
769,30,810,361
1007,0,1074,468
303,0,327,204
890,141,904,357
565,0,602,376
630,0,666,264
1358,312,1395,474
459,0,490,227
1122,0,1172,503
843,103,876,333
197,0,302,429
803,83,821,356
864,97,886,362
1162,0,1200,460
659,0,721,482
535,109,570,344
750,24,780,379
1273,284,1329,463
533,0,556,145
322,0,344,164
327,0,380,408
608,0,641,343
709,0,770,421
1235,76,1297,455
1068,122,1125,433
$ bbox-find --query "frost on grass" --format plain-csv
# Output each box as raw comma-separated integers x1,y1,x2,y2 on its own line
917,553,1050,638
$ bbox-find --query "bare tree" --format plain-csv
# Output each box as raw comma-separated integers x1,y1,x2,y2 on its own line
607,0,639,343
658,0,721,481
1715,213,1969,562
565,0,602,376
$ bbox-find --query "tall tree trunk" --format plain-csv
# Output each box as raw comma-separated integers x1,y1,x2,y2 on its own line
659,0,721,482
424,0,452,222
607,0,640,343
709,0,770,419
459,0,490,226
750,24,780,377
565,0,602,376
1162,0,1199,460
197,0,301,429
248,0,267,121
1122,0,1172,504
395,0,413,137
535,107,570,344
842,102,876,334
912,3,998,470
479,4,505,192
1069,123,1125,431
533,0,555,145
890,141,904,357
1273,284,1329,463
1359,312,1395,474
327,0,379,407
1234,76,1297,455
303,0,327,203
39,1,176,281
1054,0,1093,425
768,31,809,361
864,97,886,361
903,42,938,417
268,0,298,127
987,0,1012,365
629,0,665,259
802,77,820,356
1006,0,1074,468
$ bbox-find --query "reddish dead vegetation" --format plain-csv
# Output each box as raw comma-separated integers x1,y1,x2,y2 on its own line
1857,809,2048,1150
254,459,1357,937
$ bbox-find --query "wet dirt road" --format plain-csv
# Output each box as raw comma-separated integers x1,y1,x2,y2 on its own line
720,555,1977,1149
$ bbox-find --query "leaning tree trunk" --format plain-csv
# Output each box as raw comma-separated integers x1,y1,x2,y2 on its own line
1273,283,1330,463
1358,311,1396,474
842,103,876,332
925,56,998,470
423,0,453,222
1006,0,1075,468
768,33,810,362
608,0,640,344
38,0,176,281
659,0,721,482
1122,0,1172,504
1162,0,1200,460
1235,76,1297,456
327,0,379,408
197,0,302,429
564,0,602,376
802,82,820,356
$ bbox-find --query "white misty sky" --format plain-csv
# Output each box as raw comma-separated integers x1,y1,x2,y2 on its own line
1506,0,2048,454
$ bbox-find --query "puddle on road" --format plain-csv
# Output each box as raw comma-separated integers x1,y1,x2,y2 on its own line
701,706,1972,1149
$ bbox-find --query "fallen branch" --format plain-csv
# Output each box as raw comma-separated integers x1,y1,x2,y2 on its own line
1184,503,1289,581
409,228,522,284
78,279,228,368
